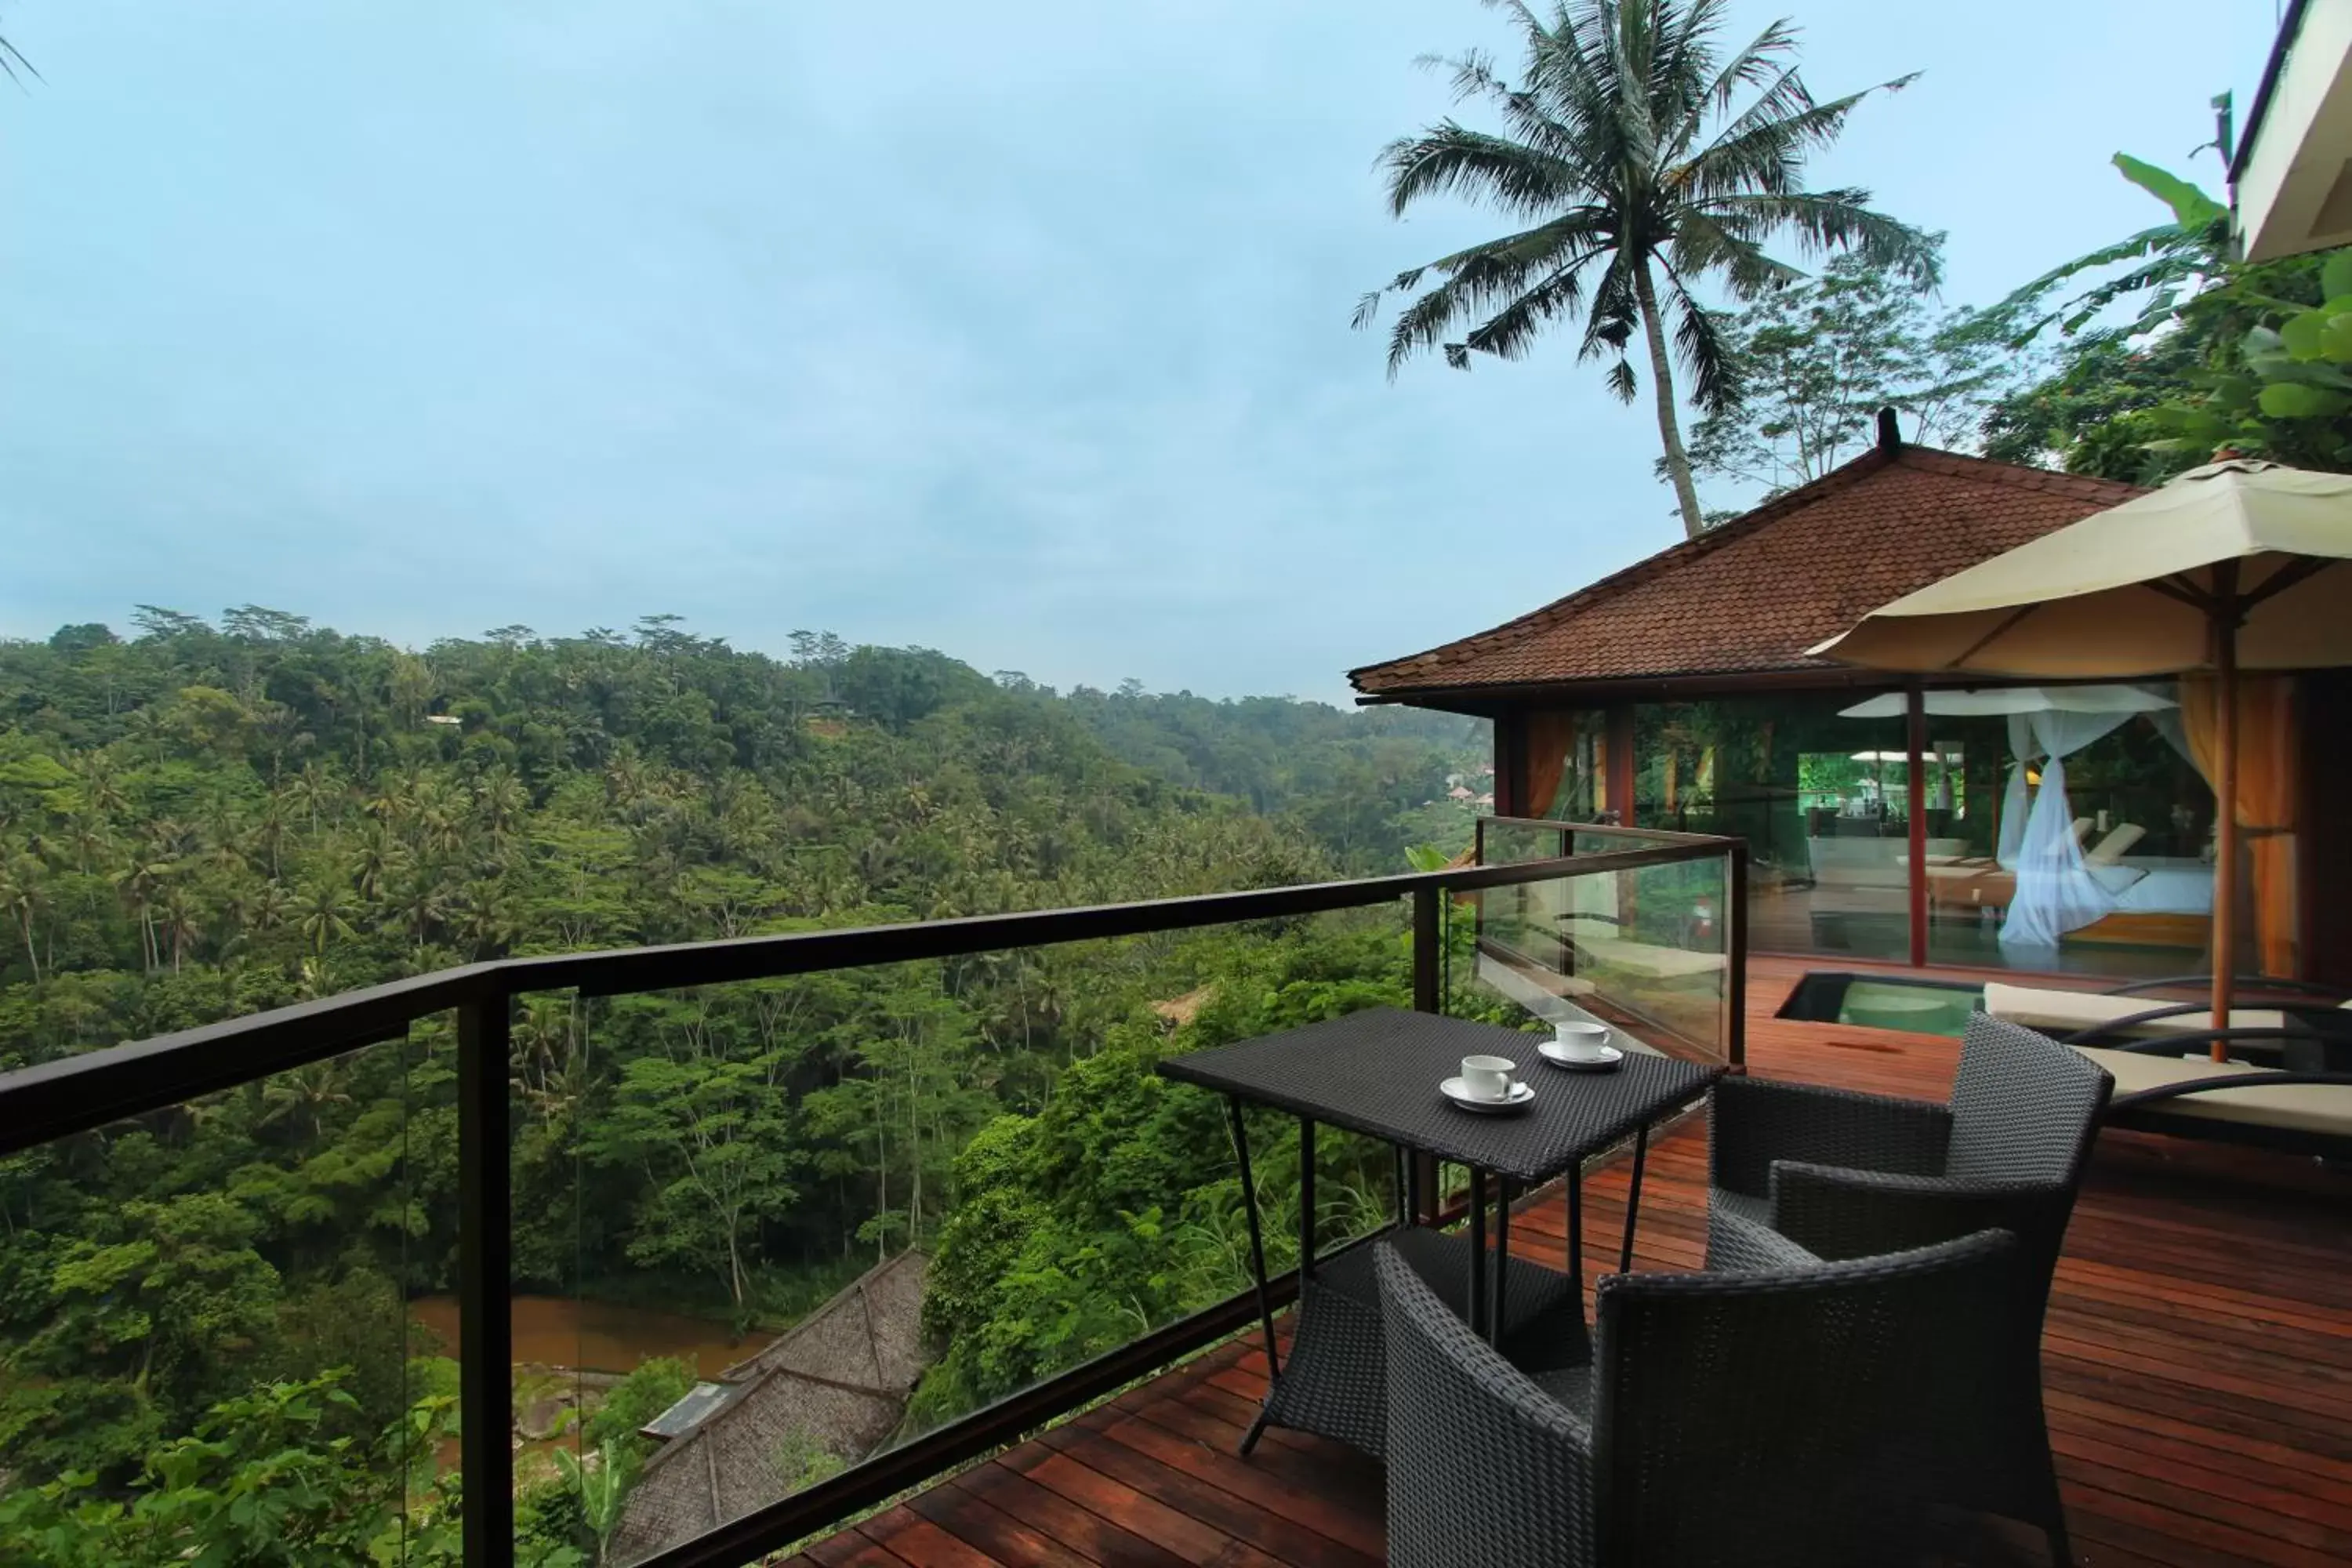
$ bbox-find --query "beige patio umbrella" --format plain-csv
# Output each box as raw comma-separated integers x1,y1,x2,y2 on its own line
1810,458,2352,1047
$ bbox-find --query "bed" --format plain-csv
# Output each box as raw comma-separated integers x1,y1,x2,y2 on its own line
2090,856,2216,916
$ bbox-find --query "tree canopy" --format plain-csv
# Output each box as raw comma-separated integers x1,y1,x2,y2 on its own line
1675,244,2005,508
0,609,1490,1563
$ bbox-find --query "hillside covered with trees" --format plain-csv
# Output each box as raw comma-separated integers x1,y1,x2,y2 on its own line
0,609,1486,1563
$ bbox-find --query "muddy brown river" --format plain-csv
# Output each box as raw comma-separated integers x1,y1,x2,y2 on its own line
406,1293,748,1380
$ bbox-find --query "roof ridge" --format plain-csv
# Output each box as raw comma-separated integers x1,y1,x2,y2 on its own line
1348,445,2150,696
1347,447,1897,688
1887,444,2149,503
720,1247,928,1381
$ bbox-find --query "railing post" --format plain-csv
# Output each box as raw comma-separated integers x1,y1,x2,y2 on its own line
458,992,514,1566
1410,887,1442,1221
1412,885,1440,1014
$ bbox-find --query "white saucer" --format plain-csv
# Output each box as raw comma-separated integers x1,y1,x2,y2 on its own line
1538,1041,1624,1073
1440,1076,1535,1113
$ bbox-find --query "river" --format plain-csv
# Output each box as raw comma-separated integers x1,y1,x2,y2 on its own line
406,1293,750,1380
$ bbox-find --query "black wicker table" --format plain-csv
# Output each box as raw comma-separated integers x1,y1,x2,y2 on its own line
1159,1006,1719,1456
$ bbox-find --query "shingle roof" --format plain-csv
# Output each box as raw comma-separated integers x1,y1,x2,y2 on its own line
1348,445,2147,699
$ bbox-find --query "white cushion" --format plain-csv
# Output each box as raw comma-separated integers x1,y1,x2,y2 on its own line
2087,863,2150,895
2074,1046,2352,1139
1982,982,2288,1036
2085,822,2147,864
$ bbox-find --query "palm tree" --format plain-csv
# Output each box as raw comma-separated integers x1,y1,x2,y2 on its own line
156,886,202,972
0,853,45,982
114,854,174,971
387,869,452,955
260,1059,352,1142
63,815,110,876
299,881,358,958
350,822,405,903
289,760,342,834
475,767,528,852
72,752,129,822
1355,0,1935,537
452,880,516,959
247,877,295,936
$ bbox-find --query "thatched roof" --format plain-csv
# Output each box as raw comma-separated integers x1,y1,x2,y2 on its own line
610,1250,930,1566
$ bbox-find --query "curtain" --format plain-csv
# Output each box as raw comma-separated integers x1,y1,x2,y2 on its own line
2000,706,2137,949
2180,674,2301,976
1523,710,1575,822
1997,713,2034,868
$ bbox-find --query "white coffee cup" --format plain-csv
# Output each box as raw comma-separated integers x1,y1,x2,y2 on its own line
1554,1021,1613,1061
1461,1054,1517,1101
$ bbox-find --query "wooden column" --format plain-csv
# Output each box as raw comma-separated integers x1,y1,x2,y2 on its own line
1606,706,1637,826
1494,711,1523,818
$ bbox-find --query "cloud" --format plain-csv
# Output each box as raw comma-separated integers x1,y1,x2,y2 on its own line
0,1,2279,699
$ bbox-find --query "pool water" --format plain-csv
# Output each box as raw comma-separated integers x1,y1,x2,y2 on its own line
1776,973,1985,1037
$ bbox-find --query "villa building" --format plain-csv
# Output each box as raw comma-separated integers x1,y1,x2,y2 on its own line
1352,415,2352,987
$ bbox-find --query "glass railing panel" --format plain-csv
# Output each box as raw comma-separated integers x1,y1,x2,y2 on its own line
0,1033,433,1563
1467,852,1733,1066
1478,815,1577,869
547,903,1414,1566
515,985,743,1568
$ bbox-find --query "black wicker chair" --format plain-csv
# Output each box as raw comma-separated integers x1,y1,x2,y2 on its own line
1375,1229,2031,1568
1250,1224,1588,1457
1705,1012,2111,1555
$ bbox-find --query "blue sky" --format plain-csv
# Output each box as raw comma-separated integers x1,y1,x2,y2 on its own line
0,1,2281,700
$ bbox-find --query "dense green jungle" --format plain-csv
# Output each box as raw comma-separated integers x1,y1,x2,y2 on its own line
0,610,1494,1563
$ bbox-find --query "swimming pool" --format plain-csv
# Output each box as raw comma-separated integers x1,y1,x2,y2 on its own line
1775,972,1986,1037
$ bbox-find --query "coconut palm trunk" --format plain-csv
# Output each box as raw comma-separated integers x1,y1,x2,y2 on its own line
1633,263,1705,537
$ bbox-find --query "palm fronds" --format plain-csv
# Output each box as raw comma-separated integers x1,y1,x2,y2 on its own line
0,24,36,89
1356,0,1930,534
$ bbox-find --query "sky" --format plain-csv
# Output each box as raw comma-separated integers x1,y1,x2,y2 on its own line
0,1,2286,701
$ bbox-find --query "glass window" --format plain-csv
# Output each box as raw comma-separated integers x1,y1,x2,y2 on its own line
1919,684,2220,977
1522,708,1611,822
1633,695,1910,963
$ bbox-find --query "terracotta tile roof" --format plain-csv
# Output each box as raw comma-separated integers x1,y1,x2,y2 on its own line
1349,446,2147,698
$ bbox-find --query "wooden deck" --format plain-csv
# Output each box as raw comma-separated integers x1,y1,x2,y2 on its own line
789,956,2352,1568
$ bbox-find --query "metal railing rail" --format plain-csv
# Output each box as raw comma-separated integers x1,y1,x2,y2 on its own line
0,832,1748,1568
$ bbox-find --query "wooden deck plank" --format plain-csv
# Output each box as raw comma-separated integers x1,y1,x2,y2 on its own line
793,952,2352,1566
902,1479,1094,1568
860,1509,1012,1568
994,1442,1289,1568
1030,1421,1383,1568
804,1529,920,1568
949,1466,1201,1568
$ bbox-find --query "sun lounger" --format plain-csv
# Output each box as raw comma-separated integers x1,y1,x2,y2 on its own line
1982,975,2352,1158
2074,1042,2352,1160
1982,982,2306,1039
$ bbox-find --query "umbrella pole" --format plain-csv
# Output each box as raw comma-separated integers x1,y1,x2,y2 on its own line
2210,589,2239,1053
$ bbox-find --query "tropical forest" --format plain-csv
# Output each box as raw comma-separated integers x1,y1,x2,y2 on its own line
0,611,1489,1564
